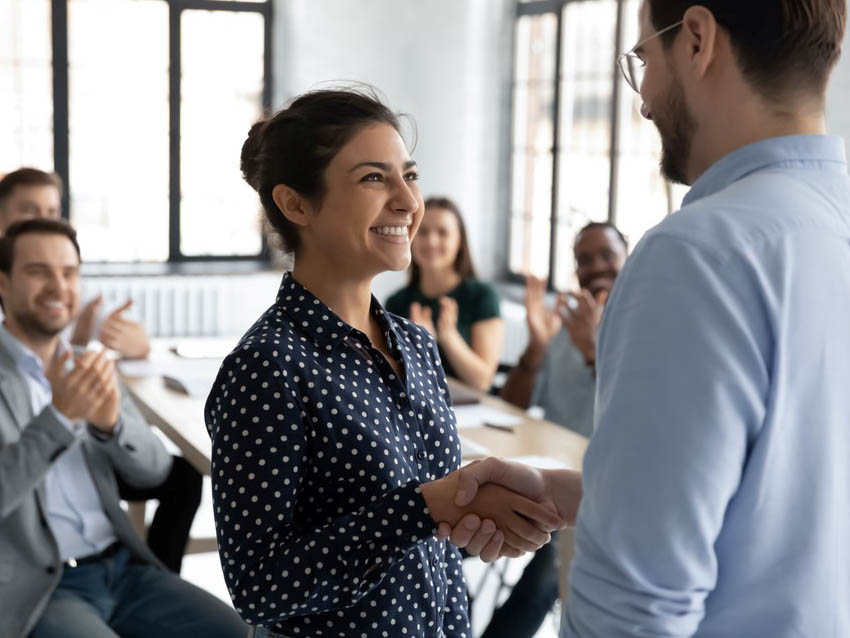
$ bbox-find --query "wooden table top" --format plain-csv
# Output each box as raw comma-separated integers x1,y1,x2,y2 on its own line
121,343,588,477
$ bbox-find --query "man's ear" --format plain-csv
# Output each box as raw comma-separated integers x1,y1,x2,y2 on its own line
681,5,720,81
272,184,313,230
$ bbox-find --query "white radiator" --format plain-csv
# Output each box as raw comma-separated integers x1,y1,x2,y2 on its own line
500,298,529,365
81,273,282,338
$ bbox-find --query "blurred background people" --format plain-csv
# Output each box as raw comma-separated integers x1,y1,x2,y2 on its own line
0,168,201,573
484,221,627,638
387,196,504,391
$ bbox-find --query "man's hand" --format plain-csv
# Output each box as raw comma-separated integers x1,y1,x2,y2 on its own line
560,289,608,364
98,300,151,359
409,302,437,338
453,457,582,527
86,363,121,433
47,350,116,427
422,470,561,554
525,275,562,351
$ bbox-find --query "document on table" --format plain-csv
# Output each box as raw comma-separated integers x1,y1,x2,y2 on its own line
507,456,574,470
453,404,524,430
160,358,223,397
459,437,490,459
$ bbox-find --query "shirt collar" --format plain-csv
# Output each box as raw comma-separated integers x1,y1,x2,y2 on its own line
275,272,406,354
683,134,848,207
0,322,62,381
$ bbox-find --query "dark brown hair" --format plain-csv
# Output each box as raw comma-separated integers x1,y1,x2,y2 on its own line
241,88,405,253
410,196,477,286
0,168,63,208
0,218,81,274
649,0,846,101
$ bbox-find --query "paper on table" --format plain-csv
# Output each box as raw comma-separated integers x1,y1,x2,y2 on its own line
459,437,490,459
117,359,157,378
507,455,575,470
159,358,222,397
453,404,524,430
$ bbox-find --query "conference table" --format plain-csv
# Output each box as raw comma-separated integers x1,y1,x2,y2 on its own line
120,339,588,579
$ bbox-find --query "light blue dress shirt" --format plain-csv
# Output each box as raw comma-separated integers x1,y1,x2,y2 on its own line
0,325,117,561
563,135,850,638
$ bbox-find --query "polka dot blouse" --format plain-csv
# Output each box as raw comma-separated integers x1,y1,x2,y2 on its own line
205,272,470,637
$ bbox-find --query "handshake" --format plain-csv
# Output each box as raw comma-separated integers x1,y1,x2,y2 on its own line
420,458,582,562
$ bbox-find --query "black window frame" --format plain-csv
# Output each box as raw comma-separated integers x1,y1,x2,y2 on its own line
507,0,628,287
50,0,273,264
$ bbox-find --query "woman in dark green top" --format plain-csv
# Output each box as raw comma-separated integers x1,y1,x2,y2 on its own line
386,196,504,390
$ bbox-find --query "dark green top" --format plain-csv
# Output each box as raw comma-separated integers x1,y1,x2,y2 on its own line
385,278,501,379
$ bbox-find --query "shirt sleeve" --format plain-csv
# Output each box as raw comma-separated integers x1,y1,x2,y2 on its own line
563,232,770,638
206,347,439,625
443,546,472,637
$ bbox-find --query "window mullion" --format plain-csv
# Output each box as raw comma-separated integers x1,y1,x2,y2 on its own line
168,1,181,260
547,10,564,290
51,0,70,220
607,0,626,225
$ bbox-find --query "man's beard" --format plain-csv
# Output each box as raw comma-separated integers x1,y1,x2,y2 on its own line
9,308,67,340
655,75,696,185
579,270,618,297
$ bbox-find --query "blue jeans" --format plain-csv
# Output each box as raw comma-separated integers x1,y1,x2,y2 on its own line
29,546,246,638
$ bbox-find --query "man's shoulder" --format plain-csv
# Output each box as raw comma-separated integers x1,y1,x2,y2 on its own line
655,169,850,264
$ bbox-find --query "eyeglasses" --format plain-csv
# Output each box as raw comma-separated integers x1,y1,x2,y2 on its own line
617,20,683,93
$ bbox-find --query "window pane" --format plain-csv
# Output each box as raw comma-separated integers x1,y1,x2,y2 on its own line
553,0,617,291
510,213,551,278
509,13,557,278
0,0,53,173
180,10,264,257
68,0,169,262
612,0,670,250
514,13,558,83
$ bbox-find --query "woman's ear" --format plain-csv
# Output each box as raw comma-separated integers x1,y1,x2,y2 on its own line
272,184,313,229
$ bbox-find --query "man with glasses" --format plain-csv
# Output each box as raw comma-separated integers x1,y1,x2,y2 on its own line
442,1,850,636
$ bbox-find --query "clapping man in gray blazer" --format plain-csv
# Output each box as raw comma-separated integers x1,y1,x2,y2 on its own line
0,218,246,638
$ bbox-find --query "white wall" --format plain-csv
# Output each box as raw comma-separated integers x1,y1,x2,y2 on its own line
826,25,850,148
272,0,515,300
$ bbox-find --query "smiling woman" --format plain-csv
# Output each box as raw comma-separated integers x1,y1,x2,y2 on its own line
204,88,561,638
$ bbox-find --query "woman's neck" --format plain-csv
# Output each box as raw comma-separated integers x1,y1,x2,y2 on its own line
418,267,462,298
292,261,374,335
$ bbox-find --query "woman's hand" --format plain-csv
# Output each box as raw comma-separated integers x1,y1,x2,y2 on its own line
421,471,561,554
409,302,437,338
436,296,460,343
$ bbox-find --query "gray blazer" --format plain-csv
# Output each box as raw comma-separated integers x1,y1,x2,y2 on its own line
0,340,173,638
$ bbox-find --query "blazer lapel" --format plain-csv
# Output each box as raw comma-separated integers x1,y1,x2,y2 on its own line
0,347,32,432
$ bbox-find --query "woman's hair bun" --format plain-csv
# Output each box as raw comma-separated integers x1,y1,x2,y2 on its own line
241,119,267,191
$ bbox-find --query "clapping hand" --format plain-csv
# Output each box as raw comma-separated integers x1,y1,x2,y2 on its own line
436,296,460,344
525,275,562,350
559,289,608,364
409,302,437,338
46,349,121,433
98,300,151,360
